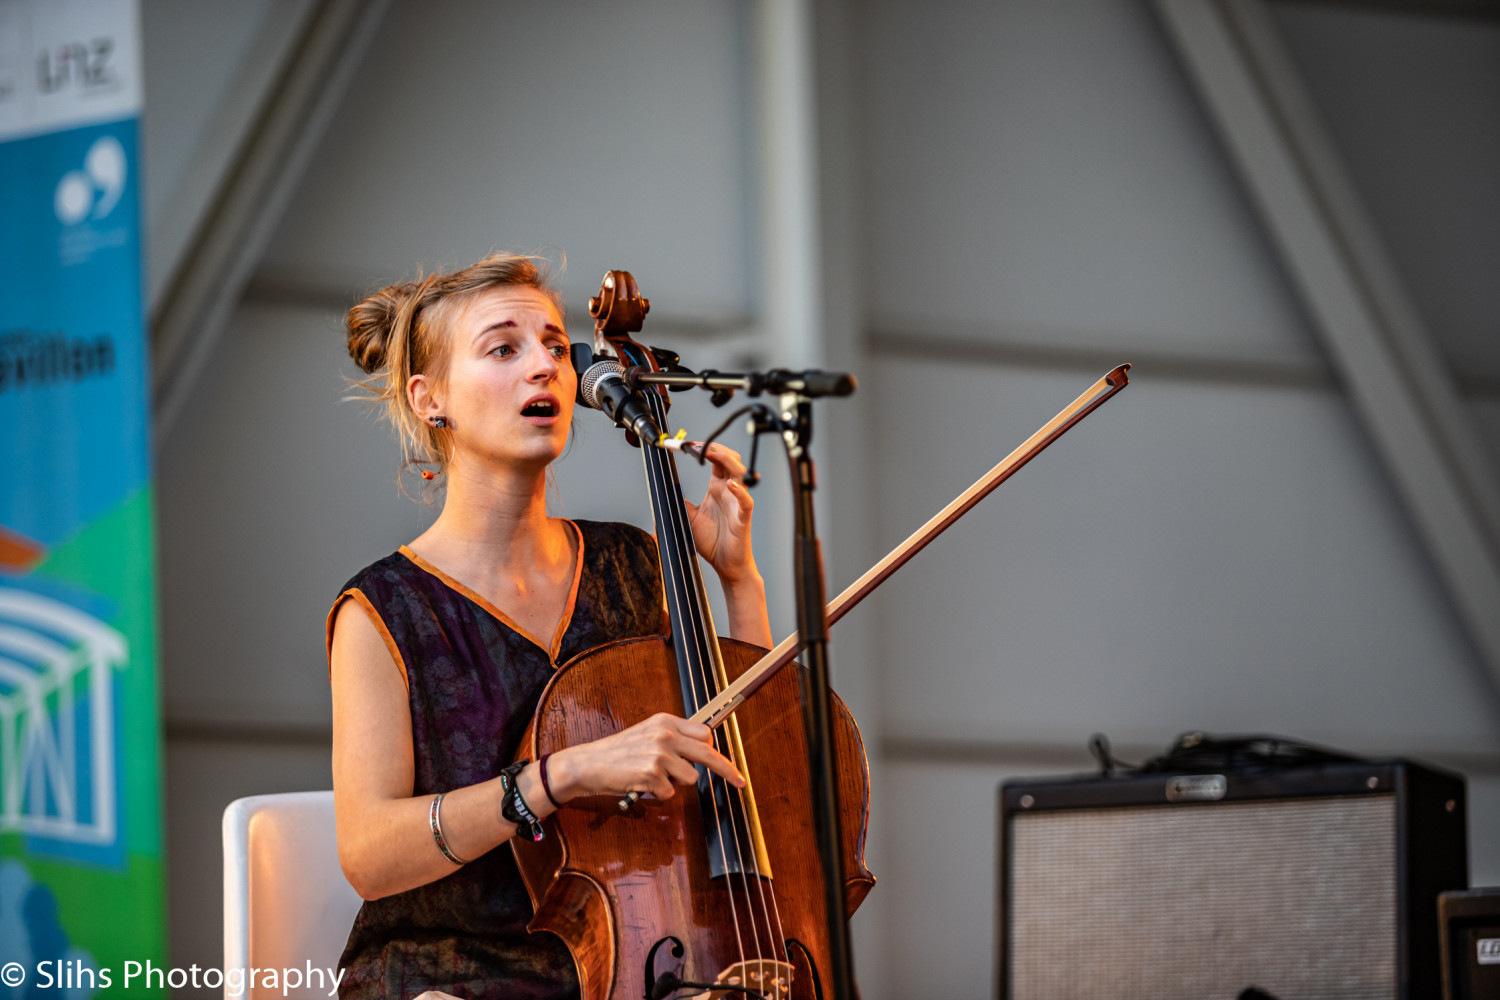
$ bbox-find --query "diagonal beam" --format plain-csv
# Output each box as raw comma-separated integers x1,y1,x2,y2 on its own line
150,0,391,437
1153,0,1500,694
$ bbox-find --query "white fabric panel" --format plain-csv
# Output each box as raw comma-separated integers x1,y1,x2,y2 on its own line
0,0,143,142
870,358,1500,754
861,0,1317,358
1272,4,1500,379
259,0,755,323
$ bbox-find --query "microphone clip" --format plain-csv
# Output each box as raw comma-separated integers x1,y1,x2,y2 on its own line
570,343,610,407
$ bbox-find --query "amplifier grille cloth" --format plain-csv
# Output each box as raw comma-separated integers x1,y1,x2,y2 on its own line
1008,795,1396,1000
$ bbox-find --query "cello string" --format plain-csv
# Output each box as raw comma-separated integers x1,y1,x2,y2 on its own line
664,402,793,969
643,392,769,964
645,392,785,969
644,391,790,971
644,434,752,972
656,428,776,974
639,390,754,969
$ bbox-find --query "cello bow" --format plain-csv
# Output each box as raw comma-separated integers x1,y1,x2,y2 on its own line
694,363,1131,729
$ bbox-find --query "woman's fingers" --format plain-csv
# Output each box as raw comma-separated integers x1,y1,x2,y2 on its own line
653,715,745,787
728,479,753,521
689,443,753,530
586,714,747,799
693,442,748,482
658,752,702,788
670,734,745,788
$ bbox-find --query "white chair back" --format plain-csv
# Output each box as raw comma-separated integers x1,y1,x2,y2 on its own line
222,791,363,1000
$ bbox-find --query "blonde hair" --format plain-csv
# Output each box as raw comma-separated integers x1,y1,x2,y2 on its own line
345,251,563,481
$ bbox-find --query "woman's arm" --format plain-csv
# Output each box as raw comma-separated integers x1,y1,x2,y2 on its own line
722,574,771,650
330,599,745,900
331,598,523,899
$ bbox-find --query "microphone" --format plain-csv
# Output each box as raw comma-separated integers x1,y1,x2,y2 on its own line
760,368,857,398
579,359,664,444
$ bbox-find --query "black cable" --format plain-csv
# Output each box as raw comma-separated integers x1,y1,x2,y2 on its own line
1239,988,1281,1000
649,972,768,999
683,403,776,486
1089,731,1360,777
1138,731,1359,774
1088,732,1140,776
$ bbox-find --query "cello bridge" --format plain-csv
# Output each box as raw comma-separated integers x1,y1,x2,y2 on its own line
689,959,793,999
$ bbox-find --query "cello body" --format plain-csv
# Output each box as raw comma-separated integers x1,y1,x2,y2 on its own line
512,635,874,1000
511,269,872,1000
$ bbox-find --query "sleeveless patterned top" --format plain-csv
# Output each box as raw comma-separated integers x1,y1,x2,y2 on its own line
326,519,667,1000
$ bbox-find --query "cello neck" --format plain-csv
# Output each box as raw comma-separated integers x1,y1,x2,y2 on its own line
622,343,729,712
590,269,778,882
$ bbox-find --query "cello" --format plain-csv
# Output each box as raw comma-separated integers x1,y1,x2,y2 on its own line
511,270,1132,1000
511,271,875,1000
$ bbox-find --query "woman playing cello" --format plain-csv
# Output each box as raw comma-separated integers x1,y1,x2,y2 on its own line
326,252,769,999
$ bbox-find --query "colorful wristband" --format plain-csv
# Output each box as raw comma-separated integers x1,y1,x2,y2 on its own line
500,761,545,842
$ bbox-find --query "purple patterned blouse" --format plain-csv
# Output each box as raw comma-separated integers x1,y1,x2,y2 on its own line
326,519,666,1000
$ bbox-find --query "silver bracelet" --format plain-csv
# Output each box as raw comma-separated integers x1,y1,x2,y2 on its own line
429,792,470,865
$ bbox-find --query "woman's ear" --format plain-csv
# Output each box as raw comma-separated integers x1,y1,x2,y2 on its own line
408,373,442,423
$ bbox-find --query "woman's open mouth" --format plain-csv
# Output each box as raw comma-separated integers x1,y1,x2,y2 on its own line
520,395,560,423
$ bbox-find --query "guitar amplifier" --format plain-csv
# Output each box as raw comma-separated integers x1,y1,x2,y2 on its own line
998,760,1467,1000
1439,888,1500,1000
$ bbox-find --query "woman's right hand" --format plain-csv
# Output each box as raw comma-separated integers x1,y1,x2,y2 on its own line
546,713,745,803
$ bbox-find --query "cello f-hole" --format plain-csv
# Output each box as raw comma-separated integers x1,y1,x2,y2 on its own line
780,941,828,1000
643,937,686,1000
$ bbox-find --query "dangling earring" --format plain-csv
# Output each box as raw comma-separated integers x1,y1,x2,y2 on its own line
429,416,448,429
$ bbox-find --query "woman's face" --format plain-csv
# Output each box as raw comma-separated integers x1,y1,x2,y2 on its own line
423,284,576,473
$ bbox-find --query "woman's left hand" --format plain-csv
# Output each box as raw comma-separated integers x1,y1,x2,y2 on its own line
684,443,760,586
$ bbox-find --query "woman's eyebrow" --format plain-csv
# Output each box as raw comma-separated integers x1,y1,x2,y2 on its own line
472,319,518,343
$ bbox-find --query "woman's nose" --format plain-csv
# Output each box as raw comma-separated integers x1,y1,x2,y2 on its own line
528,345,560,381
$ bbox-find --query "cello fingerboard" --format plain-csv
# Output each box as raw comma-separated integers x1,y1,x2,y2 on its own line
633,357,763,883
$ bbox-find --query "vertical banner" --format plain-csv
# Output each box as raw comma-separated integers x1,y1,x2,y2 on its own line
0,0,165,993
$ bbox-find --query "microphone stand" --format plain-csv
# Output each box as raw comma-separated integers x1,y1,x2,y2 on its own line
771,389,856,1000
675,372,858,1000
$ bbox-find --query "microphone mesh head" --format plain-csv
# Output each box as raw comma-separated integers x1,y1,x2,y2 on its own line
579,359,624,410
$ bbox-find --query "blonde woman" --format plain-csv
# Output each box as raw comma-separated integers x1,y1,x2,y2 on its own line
328,253,771,999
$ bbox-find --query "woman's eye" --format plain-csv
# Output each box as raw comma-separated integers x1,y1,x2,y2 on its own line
549,344,569,359
489,344,514,358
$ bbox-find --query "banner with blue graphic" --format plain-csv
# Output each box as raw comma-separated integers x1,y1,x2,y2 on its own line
0,0,164,994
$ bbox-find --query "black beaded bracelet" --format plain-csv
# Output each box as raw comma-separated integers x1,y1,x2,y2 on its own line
499,760,545,842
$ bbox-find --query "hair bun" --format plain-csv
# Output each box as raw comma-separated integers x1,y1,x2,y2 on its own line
346,283,412,374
